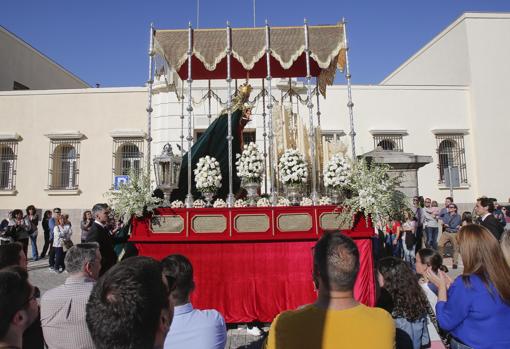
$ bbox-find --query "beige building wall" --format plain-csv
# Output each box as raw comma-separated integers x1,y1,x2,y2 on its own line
0,87,146,236
379,13,510,202
0,26,89,90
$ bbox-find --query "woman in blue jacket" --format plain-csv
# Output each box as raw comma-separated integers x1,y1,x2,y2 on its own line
427,224,510,349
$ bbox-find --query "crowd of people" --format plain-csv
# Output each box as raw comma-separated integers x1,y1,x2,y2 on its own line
0,197,510,349
0,204,126,273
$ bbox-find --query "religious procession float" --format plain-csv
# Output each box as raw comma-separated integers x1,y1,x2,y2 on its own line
107,20,406,323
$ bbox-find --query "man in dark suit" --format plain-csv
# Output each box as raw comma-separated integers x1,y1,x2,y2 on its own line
85,203,118,276
475,197,504,241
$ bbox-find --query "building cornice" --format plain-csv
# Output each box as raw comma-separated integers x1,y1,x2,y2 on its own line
45,131,86,140
431,129,469,135
0,133,22,141
110,129,147,138
369,129,409,136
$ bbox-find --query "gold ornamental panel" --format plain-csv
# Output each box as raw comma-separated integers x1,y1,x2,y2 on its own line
191,215,227,233
151,215,184,233
319,212,350,231
234,214,270,233
277,213,312,232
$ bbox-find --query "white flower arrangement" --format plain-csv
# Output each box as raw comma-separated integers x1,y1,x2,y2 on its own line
234,199,247,208
277,197,291,207
194,156,222,193
256,197,270,207
278,149,308,185
170,200,184,208
300,197,313,206
213,199,227,208
193,199,206,208
338,159,407,227
105,169,162,220
235,142,264,183
318,196,332,206
323,154,351,189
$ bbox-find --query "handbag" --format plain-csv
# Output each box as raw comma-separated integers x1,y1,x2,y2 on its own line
63,239,74,252
425,298,451,348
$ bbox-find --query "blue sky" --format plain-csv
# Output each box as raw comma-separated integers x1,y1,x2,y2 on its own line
2,1,509,87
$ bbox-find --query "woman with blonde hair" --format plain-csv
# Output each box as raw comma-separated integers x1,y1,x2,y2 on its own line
427,224,510,349
52,214,72,273
501,230,510,267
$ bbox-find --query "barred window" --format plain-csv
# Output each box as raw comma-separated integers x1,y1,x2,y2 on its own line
0,142,18,190
373,134,404,152
435,134,468,186
113,138,144,177
48,140,80,190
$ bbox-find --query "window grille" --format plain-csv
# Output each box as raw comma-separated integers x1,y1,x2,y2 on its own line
373,134,404,152
112,138,144,178
0,142,18,190
435,134,468,185
48,140,80,190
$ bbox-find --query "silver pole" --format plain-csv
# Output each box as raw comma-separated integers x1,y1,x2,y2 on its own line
146,23,155,178
261,78,268,194
315,79,322,192
207,80,212,126
226,21,235,207
343,19,356,159
185,22,194,208
265,20,277,205
180,83,185,156
304,19,318,204
253,0,256,28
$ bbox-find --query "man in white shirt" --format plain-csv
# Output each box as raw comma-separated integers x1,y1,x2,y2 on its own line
41,243,101,349
161,254,227,349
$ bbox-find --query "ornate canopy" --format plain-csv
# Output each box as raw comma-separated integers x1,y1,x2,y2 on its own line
154,23,346,95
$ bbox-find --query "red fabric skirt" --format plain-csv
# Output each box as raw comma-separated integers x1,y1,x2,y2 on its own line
136,238,375,323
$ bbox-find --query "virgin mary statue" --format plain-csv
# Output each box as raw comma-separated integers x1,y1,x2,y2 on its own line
170,83,253,201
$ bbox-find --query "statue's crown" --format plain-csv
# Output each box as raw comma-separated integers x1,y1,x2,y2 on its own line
239,83,253,98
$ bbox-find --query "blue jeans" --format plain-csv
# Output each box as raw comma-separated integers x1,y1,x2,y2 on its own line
29,233,39,260
425,226,439,250
54,247,65,271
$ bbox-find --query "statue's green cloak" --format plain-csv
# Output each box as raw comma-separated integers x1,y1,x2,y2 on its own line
171,108,245,201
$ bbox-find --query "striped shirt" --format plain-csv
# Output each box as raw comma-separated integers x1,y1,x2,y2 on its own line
40,275,96,349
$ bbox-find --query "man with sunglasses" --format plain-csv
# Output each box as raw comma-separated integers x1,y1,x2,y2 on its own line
0,266,39,349
438,203,462,269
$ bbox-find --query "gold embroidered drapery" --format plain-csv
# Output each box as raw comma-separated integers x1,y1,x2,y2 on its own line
154,24,346,96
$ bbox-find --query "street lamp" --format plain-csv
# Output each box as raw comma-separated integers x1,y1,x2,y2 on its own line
153,143,182,200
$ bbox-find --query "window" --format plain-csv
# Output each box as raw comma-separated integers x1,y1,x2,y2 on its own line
373,134,404,152
113,138,144,177
0,141,18,190
435,134,468,186
48,140,80,190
